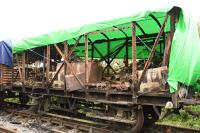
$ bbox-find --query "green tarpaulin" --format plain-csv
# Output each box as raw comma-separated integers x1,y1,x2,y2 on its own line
11,3,200,92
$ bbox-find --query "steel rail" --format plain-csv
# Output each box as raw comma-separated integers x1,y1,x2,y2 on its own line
155,123,200,133
8,110,120,133
0,126,19,133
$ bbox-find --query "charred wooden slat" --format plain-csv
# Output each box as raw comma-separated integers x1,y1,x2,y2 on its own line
0,64,12,88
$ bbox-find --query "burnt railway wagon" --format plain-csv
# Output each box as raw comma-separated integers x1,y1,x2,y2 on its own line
0,6,200,132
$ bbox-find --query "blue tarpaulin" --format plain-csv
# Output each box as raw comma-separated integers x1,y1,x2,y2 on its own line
0,40,12,67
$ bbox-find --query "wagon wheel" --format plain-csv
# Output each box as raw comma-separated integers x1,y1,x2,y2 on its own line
19,93,29,105
119,109,144,133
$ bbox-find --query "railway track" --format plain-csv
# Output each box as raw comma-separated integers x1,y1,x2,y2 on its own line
2,102,120,133
0,126,19,133
7,109,119,133
154,123,200,133
1,102,200,133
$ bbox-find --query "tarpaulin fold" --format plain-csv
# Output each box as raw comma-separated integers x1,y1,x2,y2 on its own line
0,40,12,67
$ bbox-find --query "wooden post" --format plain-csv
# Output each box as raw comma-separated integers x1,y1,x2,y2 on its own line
64,41,69,60
25,52,28,81
162,13,175,66
107,42,110,74
85,34,89,87
46,45,50,82
22,53,25,81
22,52,25,92
45,46,50,94
132,22,137,87
125,40,129,70
11,54,15,87
42,48,46,87
64,41,68,94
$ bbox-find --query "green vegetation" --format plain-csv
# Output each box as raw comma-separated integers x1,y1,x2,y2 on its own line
4,98,19,103
158,105,200,130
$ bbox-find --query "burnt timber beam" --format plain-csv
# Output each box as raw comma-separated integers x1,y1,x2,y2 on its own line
132,21,137,92
138,14,169,87
22,53,25,91
54,44,64,58
166,8,179,107
125,41,129,68
63,41,69,60
25,52,28,80
46,45,50,82
42,48,46,87
22,53,25,82
46,46,51,93
85,34,89,87
63,41,68,94
162,12,175,66
107,39,111,74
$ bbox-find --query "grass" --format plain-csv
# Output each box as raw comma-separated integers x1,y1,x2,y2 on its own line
158,105,200,130
4,97,20,103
